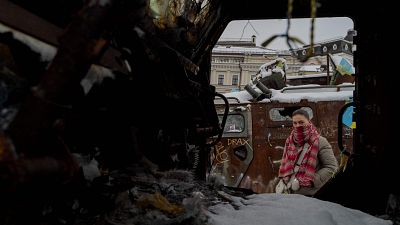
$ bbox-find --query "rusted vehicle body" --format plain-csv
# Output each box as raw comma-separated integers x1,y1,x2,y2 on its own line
210,84,354,193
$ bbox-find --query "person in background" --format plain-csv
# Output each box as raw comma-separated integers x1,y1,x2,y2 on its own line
277,109,338,196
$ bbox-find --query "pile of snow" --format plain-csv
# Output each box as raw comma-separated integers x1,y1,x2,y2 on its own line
222,84,353,104
72,153,101,182
0,23,57,62
80,65,115,94
257,58,287,78
271,91,353,103
207,194,392,225
223,90,260,103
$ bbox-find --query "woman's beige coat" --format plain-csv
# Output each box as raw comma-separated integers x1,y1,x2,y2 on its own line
293,136,338,196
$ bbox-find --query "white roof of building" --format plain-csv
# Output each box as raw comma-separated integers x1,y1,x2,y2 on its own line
212,45,277,55
298,65,323,72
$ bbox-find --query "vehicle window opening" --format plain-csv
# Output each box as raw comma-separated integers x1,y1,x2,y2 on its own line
218,114,245,133
269,106,313,122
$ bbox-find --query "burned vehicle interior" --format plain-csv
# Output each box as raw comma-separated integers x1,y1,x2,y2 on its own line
0,0,397,224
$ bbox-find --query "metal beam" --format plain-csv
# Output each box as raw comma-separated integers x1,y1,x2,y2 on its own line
0,0,125,72
0,0,62,46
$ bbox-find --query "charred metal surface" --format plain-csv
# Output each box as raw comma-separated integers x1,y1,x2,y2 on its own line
1,0,225,196
0,131,16,161
8,1,116,156
189,1,230,65
130,33,200,75
9,0,84,28
286,75,332,86
0,155,78,191
0,0,126,73
210,104,253,188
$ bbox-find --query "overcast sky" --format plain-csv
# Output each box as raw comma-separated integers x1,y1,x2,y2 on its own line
219,17,354,50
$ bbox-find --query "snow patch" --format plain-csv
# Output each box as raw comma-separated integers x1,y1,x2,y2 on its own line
222,84,353,104
271,91,353,103
207,194,392,225
80,65,115,94
0,23,57,62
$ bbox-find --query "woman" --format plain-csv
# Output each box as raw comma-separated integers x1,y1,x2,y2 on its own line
277,109,338,196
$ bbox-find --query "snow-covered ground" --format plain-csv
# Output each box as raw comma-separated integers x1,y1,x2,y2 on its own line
207,194,392,225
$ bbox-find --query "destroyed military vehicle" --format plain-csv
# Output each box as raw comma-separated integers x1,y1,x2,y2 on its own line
209,83,355,193
208,50,356,194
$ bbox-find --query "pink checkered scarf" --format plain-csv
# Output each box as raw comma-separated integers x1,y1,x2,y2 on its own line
278,123,320,187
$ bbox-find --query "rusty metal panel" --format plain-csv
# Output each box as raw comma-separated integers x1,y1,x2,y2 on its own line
315,100,353,157
334,75,354,85
238,103,270,193
210,104,253,187
210,137,253,187
286,76,331,86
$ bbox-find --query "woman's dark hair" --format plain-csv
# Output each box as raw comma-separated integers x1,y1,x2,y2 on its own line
292,109,310,120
